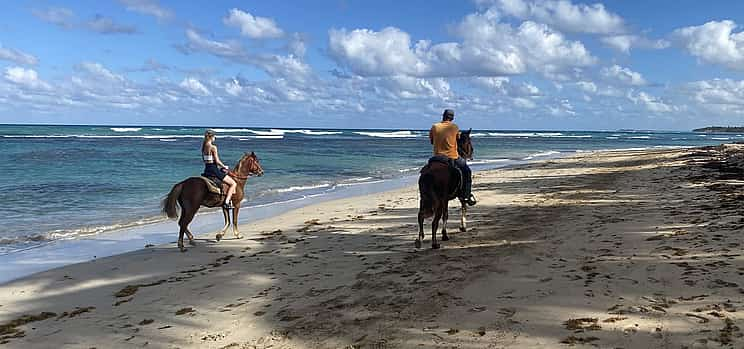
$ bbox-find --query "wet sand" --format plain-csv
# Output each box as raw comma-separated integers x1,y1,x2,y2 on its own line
1,146,744,348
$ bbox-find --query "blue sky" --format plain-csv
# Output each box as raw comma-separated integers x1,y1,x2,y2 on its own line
3,1,744,130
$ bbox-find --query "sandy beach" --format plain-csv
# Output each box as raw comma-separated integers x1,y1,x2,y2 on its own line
2,146,744,348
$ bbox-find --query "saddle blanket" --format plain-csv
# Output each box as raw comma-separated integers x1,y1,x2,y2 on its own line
198,176,223,195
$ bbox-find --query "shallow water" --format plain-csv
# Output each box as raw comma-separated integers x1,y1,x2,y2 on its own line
0,125,732,256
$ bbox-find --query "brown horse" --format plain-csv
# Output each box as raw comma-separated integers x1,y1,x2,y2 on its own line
162,152,264,251
417,129,473,249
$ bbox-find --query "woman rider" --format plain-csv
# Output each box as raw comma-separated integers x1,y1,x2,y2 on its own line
201,129,237,209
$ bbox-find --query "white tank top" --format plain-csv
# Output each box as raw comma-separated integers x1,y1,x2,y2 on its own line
202,153,214,162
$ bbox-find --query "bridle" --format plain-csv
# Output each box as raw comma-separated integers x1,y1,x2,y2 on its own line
228,155,262,180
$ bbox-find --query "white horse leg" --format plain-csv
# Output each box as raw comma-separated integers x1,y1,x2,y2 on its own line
232,206,243,239
216,207,230,241
460,204,467,232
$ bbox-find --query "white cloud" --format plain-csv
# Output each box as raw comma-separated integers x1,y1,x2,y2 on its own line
179,77,211,96
0,44,38,65
601,65,646,86
328,27,424,76
32,7,75,29
86,14,137,34
77,62,125,82
182,29,244,58
375,76,452,99
288,32,307,57
179,29,312,83
223,8,284,39
328,11,595,78
600,35,670,54
673,20,744,70
576,81,597,94
575,80,623,97
33,7,137,35
119,0,173,20
4,67,51,90
683,78,744,114
473,77,541,97
490,0,625,34
627,90,673,113
224,78,243,96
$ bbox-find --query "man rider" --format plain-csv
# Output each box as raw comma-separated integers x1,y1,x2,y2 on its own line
429,109,476,206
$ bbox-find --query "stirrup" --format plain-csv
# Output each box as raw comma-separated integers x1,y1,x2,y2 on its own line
465,194,477,206
222,201,234,210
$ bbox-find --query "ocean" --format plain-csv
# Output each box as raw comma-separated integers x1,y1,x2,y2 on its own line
0,125,735,281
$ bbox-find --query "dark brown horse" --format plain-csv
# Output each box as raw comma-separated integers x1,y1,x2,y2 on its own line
417,129,473,249
162,152,264,251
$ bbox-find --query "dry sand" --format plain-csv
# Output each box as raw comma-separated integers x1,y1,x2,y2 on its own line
1,146,744,348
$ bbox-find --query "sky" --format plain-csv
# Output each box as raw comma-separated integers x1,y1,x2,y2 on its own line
3,1,744,130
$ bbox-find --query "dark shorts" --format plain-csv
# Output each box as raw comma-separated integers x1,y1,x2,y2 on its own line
203,163,226,180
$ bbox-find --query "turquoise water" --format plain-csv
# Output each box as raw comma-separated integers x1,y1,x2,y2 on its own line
0,124,735,254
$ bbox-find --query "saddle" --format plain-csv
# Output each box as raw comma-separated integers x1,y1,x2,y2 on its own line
198,176,226,196
421,156,463,198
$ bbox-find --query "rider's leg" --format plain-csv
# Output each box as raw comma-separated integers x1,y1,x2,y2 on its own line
455,157,475,205
223,175,237,207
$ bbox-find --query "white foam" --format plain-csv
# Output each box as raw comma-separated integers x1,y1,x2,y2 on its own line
212,128,260,133
337,179,387,187
712,137,730,140
159,139,177,142
281,129,343,136
216,128,342,136
110,127,141,132
523,151,561,160
488,132,564,137
275,183,332,193
240,135,284,140
469,158,511,165
354,131,418,138
605,136,619,139
628,136,651,139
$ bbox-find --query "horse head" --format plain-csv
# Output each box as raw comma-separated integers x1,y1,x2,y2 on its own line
458,128,474,160
234,152,264,178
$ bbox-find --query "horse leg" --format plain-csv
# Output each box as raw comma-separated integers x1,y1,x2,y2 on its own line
441,201,450,241
216,207,230,241
460,202,467,233
178,205,197,252
431,201,442,249
416,209,425,249
185,229,196,246
232,205,243,239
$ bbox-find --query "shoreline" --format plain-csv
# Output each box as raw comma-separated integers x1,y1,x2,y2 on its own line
4,145,744,348
0,153,559,285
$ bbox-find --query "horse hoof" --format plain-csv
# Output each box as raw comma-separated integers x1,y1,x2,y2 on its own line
235,234,243,239
431,243,441,249
442,234,449,241
415,240,422,249
215,234,222,241
189,240,197,246
180,248,187,253
459,227,467,232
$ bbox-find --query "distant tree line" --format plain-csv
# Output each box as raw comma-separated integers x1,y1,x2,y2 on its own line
693,126,744,133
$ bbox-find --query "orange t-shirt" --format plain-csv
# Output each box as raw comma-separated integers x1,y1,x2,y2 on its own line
430,121,459,159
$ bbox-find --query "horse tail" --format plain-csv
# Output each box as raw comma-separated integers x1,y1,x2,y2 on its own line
162,182,183,219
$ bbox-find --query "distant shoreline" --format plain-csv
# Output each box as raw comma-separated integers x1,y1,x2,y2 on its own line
693,126,744,133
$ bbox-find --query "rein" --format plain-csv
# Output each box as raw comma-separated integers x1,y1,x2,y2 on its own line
228,157,258,180
228,171,249,180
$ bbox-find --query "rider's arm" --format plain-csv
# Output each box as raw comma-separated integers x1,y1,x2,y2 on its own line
212,146,228,169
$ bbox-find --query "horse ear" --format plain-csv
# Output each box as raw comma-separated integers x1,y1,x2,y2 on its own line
467,128,472,133
250,151,255,157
